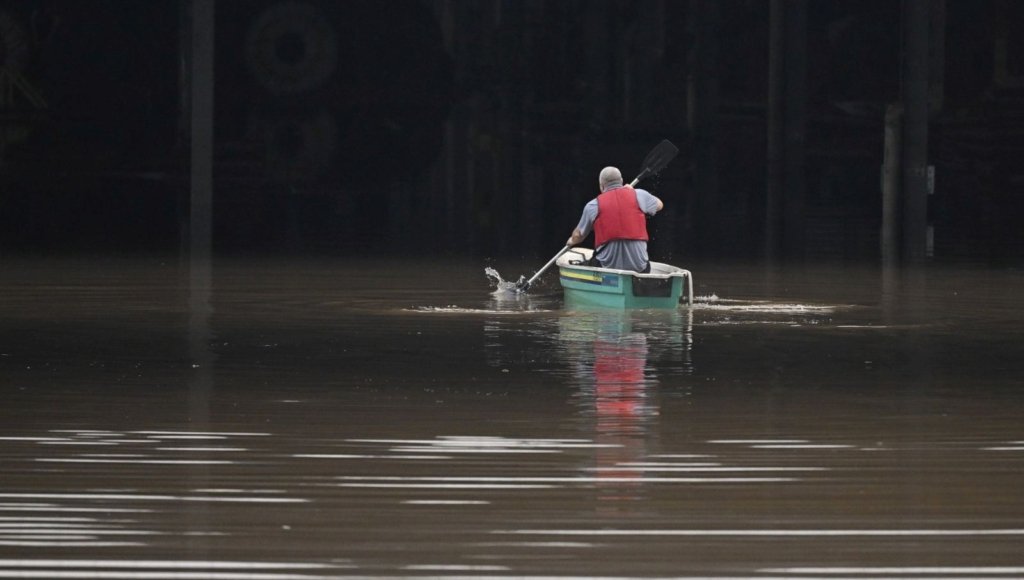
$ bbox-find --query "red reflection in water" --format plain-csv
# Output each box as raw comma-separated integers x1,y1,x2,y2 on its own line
593,334,650,434
562,313,658,507
593,330,650,505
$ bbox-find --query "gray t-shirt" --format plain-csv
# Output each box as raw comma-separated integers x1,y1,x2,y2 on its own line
575,188,661,272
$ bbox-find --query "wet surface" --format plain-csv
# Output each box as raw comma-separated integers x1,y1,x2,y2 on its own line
1,257,1023,578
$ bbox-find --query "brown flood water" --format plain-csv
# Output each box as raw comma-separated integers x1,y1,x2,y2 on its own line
1,257,1023,578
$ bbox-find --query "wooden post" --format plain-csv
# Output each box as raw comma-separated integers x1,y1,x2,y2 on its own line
929,0,945,114
782,0,806,262
185,0,214,534
189,0,214,266
882,104,902,269
187,0,214,425
765,0,784,265
901,0,930,265
432,0,457,250
688,0,719,258
901,0,930,264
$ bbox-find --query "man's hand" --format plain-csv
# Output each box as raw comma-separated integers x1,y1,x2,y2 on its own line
567,228,585,247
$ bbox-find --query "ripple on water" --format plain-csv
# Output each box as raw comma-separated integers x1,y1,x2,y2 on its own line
406,306,553,315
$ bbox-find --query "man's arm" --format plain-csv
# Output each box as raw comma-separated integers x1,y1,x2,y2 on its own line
637,188,663,215
567,200,598,247
567,228,586,247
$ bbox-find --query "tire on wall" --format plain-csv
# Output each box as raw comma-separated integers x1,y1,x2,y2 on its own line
244,1,338,95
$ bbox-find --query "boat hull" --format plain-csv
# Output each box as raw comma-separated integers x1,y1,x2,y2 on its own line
557,248,693,309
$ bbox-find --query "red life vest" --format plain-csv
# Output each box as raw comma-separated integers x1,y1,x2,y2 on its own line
594,186,648,248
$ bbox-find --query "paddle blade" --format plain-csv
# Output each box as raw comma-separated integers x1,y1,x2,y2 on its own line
639,139,679,177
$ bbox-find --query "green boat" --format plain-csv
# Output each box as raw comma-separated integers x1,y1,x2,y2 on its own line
557,248,694,309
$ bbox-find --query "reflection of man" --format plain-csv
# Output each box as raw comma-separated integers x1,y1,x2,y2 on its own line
593,335,648,422
567,166,664,273
591,323,650,506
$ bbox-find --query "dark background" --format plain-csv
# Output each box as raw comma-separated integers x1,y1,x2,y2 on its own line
0,0,1022,265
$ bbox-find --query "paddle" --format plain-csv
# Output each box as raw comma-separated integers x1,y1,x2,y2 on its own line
516,139,679,292
630,139,679,187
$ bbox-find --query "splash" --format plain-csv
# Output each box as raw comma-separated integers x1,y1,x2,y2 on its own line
484,267,526,295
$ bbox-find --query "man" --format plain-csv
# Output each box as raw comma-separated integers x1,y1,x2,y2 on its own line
567,166,664,272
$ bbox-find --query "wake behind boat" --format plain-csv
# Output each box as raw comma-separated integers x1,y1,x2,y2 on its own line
557,247,694,309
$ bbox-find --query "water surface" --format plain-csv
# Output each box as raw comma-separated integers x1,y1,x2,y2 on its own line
1,257,1022,578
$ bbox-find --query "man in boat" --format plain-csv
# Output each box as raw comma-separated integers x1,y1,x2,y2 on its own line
566,166,664,273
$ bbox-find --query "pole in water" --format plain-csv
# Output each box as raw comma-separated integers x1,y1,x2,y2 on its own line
517,246,571,293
